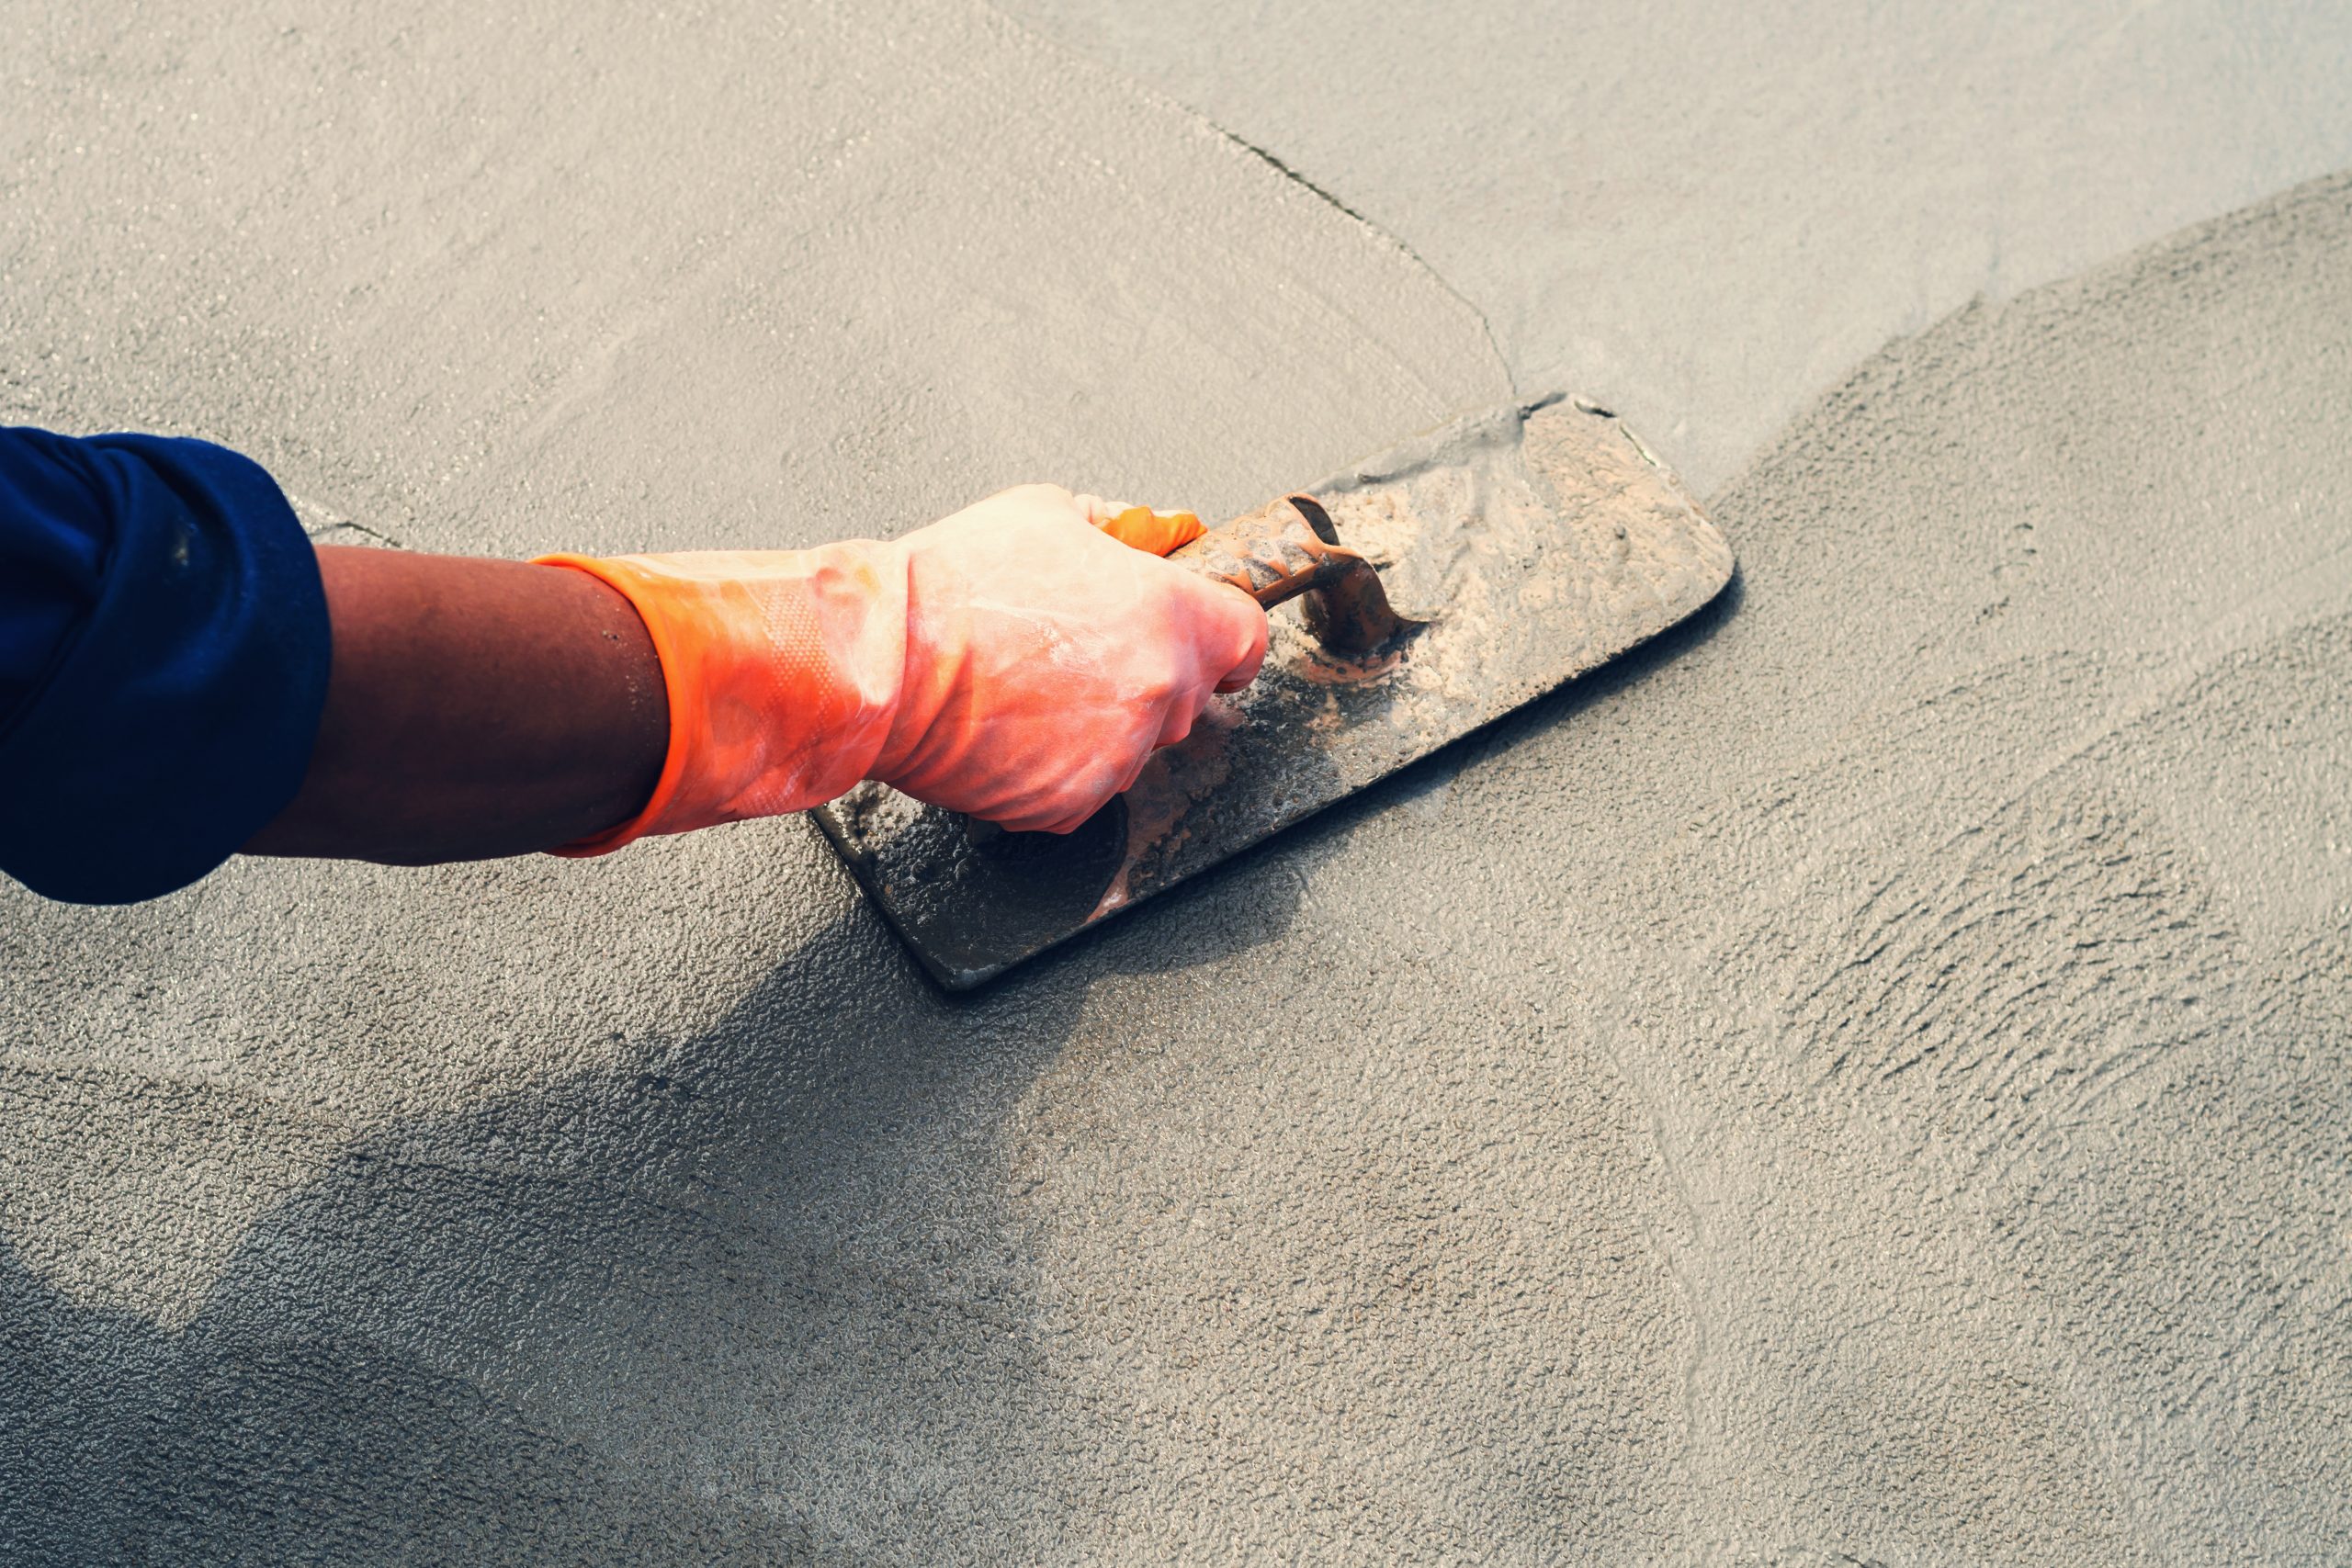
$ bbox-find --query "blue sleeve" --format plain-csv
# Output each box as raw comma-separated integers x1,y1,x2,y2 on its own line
0,427,330,904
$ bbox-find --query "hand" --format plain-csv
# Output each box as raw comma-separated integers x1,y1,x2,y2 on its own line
876,485,1269,831
536,484,1269,851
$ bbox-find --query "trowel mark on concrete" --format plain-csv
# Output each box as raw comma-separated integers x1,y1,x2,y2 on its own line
1475,171,2352,1561
1202,129,1510,386
1625,674,2351,1561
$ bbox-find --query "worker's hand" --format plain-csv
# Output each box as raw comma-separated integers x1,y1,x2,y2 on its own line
536,485,1268,852
877,486,1268,831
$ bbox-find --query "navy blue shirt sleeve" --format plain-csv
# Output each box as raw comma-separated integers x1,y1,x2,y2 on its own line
0,428,330,904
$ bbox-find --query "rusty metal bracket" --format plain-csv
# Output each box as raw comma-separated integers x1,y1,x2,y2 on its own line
1169,493,1414,653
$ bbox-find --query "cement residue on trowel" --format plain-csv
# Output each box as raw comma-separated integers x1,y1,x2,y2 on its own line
1310,400,1533,622
1294,396,1729,726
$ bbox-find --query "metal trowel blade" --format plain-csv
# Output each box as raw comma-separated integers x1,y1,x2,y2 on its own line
812,393,1734,988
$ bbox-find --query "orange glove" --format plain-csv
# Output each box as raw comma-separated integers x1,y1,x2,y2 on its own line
536,485,1269,852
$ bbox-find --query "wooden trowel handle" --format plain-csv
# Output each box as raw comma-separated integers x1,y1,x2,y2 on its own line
1168,494,1408,654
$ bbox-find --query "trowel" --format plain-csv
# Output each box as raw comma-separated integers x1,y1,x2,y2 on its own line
815,393,1733,987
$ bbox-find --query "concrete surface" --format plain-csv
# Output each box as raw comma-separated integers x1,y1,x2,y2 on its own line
2,0,2348,1562
1004,0,2352,492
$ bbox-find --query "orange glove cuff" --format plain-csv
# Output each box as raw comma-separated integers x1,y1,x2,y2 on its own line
534,546,910,855
537,502,1218,856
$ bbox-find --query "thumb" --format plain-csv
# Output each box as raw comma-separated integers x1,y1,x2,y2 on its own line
1079,495,1208,558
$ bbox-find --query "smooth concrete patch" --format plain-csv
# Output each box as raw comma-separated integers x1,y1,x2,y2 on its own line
1003,0,2352,492
4,2,2350,1563
2,0,1503,558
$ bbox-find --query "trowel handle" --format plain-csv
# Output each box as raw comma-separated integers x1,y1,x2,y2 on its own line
1169,494,1408,654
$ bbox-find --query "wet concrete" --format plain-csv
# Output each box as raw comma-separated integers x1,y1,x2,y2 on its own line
4,0,2349,1561
1006,0,2352,492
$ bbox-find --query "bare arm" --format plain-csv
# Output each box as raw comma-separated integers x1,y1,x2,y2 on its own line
243,547,669,863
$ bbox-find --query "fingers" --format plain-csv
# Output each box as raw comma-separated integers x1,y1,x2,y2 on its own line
999,779,1132,836
1044,740,1161,833
998,805,1096,836
1091,502,1265,691
886,484,1270,838
1155,684,1209,750
1080,495,1207,558
978,695,1186,833
1207,590,1271,694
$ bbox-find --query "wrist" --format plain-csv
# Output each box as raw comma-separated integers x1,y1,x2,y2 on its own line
533,545,910,852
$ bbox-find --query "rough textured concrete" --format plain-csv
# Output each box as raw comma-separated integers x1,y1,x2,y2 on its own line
1003,0,2352,492
4,0,2350,1562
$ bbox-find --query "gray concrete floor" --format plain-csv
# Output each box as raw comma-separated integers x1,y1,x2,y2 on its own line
3,1,2348,1562
1005,0,2352,492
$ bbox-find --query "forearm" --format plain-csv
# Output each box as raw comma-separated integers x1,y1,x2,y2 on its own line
239,489,1261,874
243,547,669,864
